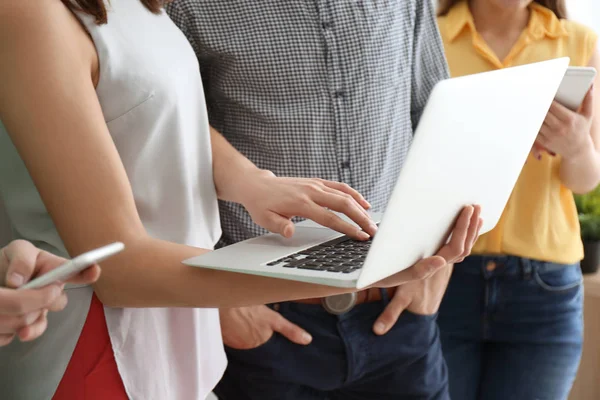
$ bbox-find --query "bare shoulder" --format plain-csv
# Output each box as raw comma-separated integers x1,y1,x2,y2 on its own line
0,0,95,73
1,0,74,34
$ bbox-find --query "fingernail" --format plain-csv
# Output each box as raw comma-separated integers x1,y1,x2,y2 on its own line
25,312,38,325
302,332,313,344
358,231,370,240
374,322,386,335
18,331,30,342
369,222,378,232
8,273,24,287
430,258,446,269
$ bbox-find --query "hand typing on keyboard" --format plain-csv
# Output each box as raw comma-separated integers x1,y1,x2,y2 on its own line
226,169,378,241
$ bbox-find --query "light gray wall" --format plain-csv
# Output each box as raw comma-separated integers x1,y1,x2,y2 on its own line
569,1,600,32
591,3,600,32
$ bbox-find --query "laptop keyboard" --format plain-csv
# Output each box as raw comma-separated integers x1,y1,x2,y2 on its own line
266,235,373,274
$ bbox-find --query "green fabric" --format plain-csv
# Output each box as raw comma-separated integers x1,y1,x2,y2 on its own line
0,121,92,399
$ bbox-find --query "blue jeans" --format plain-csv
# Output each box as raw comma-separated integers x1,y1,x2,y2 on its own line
215,291,449,400
438,255,584,400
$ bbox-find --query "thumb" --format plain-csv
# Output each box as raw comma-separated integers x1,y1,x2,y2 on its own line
3,240,41,288
259,211,295,238
580,84,594,118
270,310,312,345
373,290,411,335
35,251,101,285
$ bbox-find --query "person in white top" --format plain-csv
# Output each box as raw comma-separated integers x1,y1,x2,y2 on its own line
0,0,482,399
0,240,100,347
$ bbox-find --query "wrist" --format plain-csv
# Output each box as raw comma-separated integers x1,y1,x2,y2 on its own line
562,135,595,164
224,168,275,205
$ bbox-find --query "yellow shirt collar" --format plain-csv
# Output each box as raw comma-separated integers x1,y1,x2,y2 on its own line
444,1,569,43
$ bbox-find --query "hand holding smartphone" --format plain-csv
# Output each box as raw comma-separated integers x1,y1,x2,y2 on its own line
18,242,124,290
554,66,596,110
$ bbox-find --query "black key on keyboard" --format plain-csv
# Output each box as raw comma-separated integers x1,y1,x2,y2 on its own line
297,263,325,271
266,234,373,273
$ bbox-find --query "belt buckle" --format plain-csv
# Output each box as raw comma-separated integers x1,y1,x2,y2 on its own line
321,292,357,315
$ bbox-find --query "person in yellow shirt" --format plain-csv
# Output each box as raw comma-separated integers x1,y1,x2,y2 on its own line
436,1,600,399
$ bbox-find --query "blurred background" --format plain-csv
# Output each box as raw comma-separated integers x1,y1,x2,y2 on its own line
569,0,600,31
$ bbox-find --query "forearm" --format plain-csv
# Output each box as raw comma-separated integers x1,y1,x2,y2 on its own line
559,136,600,194
210,126,266,203
560,47,600,194
94,235,351,308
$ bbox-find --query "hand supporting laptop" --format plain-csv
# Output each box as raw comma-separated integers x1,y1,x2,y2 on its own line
372,205,482,335
371,205,482,288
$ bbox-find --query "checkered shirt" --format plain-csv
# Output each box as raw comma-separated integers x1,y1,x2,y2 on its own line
166,0,449,246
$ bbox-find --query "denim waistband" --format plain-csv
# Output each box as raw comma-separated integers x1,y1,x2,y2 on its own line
454,254,579,279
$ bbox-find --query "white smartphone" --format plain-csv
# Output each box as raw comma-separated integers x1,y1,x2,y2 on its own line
554,66,597,111
18,242,125,290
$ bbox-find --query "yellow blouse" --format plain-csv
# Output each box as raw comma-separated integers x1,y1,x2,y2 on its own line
437,1,598,264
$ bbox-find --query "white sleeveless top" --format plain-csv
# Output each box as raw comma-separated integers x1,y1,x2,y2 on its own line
0,1,226,399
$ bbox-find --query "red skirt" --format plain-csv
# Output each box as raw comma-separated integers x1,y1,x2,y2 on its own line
52,293,128,400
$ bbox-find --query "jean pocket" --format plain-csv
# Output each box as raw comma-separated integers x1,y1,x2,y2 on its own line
401,309,439,321
534,264,583,293
224,331,279,353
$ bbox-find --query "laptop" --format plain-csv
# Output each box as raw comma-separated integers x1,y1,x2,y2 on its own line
184,57,570,289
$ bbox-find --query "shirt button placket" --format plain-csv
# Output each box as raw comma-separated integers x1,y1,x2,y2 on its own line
318,1,349,184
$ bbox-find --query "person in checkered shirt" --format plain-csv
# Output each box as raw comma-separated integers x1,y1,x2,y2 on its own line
167,1,456,398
